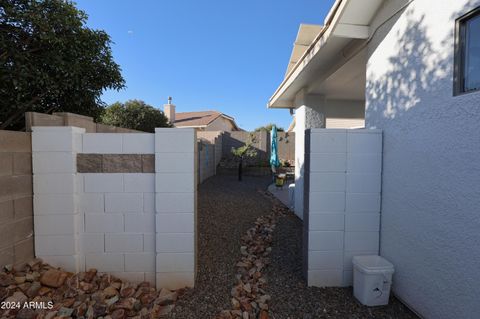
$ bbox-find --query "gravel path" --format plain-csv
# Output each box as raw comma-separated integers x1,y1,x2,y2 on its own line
168,175,273,319
169,174,418,319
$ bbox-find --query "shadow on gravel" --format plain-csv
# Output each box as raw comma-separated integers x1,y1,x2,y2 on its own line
167,174,418,319
167,175,273,319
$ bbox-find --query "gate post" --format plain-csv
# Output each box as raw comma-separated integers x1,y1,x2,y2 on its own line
154,128,196,289
304,129,382,287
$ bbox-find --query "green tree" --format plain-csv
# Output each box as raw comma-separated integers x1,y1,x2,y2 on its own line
0,0,125,129
254,123,285,132
101,100,172,132
231,133,258,181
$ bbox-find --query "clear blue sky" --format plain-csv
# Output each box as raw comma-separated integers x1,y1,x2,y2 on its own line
75,0,334,131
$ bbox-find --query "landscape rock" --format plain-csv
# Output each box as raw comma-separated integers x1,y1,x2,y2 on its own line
215,191,288,319
16,308,36,319
5,291,28,304
0,273,15,286
104,286,118,297
40,269,68,288
0,259,183,319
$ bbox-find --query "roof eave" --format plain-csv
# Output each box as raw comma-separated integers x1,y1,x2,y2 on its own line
268,0,383,109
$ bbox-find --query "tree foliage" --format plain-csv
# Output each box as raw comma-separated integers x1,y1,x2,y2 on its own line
231,133,258,159
101,100,172,133
0,0,125,129
254,123,285,132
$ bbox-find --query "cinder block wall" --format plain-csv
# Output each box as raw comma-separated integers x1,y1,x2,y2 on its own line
26,112,141,133
222,131,295,164
198,141,216,183
304,129,382,287
0,131,34,267
197,131,223,167
79,132,156,284
32,127,196,289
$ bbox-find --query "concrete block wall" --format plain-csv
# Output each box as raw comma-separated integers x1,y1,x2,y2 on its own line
32,127,196,289
198,141,216,184
221,131,295,168
155,128,196,289
197,131,223,167
26,112,141,133
276,132,295,163
304,129,382,287
79,132,156,284
0,130,34,267
32,127,84,271
222,131,269,164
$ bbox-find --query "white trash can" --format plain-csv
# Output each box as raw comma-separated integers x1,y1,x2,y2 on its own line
352,255,395,306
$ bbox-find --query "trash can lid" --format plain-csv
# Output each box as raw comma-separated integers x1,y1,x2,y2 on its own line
352,255,394,273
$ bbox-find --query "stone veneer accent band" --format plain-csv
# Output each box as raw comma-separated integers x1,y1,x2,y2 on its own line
77,154,154,173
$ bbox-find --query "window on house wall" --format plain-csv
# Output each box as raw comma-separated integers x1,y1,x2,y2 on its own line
455,7,480,95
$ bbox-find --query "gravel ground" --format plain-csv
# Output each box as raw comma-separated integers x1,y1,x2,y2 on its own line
265,209,419,319
169,174,418,319
167,175,273,319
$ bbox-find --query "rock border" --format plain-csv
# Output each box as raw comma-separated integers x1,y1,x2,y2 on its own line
216,190,288,319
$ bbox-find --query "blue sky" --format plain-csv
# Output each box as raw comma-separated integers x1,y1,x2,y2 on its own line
75,0,335,131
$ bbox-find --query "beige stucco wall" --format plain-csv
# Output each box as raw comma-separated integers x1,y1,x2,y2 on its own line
206,116,236,131
323,99,365,128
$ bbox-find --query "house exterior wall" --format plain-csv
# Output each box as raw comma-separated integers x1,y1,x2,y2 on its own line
206,116,236,131
303,129,382,287
366,1,480,318
323,100,365,129
32,127,196,289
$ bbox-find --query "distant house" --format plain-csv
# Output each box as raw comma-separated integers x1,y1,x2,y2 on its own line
268,1,480,319
163,100,240,131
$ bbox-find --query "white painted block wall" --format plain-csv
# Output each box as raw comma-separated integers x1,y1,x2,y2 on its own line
80,132,157,283
32,127,84,271
32,127,196,289
155,128,196,289
305,129,382,287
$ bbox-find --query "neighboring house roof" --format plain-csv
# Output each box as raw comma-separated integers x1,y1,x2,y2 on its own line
174,111,239,130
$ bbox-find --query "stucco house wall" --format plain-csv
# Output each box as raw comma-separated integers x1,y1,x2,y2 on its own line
322,100,365,129
366,1,480,318
205,116,236,131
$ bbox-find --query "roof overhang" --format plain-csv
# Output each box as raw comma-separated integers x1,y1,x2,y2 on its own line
268,0,384,108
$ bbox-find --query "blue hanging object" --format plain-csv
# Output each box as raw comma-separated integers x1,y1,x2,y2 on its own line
270,125,280,168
